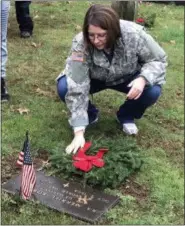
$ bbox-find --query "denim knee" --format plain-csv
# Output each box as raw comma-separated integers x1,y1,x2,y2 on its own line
143,85,162,106
57,75,67,102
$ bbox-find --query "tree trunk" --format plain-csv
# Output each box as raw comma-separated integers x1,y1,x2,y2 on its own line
111,1,138,21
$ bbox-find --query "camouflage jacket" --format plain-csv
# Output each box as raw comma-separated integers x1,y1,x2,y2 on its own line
56,20,167,128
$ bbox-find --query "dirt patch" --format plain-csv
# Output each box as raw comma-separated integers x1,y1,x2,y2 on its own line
1,155,20,183
2,149,49,184
120,177,149,202
35,149,50,161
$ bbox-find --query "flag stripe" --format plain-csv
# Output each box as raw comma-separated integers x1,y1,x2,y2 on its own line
17,133,36,200
21,164,36,198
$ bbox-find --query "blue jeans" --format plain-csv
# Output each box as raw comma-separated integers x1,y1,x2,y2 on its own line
57,75,162,124
1,1,10,78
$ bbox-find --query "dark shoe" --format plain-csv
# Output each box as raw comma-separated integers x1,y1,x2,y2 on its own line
88,107,99,125
1,78,10,102
88,101,99,124
1,92,10,102
20,31,32,38
89,114,99,125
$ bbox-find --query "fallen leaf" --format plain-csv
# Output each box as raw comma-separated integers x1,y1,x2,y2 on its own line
44,81,49,86
31,42,42,48
44,2,53,6
31,42,37,48
50,15,55,19
62,110,67,115
42,160,50,167
34,15,39,19
10,200,18,205
17,108,30,115
36,88,53,97
75,25,82,31
37,160,51,171
170,40,176,45
176,91,182,96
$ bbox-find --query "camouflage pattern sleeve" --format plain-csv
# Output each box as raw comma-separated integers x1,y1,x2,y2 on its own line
137,29,168,85
65,33,90,128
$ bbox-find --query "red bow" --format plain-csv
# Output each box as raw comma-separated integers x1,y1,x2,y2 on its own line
72,142,108,172
136,17,145,23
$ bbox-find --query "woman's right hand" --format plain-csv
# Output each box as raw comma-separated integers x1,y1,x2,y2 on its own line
65,130,85,154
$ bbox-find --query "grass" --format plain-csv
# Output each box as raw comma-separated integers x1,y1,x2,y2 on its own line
1,1,184,225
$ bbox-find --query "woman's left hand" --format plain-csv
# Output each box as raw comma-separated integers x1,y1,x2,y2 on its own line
127,77,146,100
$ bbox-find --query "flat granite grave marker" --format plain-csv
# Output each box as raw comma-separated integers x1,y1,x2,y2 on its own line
2,171,120,223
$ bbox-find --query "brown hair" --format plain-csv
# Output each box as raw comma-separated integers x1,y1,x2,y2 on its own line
83,4,121,50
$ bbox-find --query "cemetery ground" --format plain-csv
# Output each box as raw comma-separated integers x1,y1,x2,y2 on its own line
1,2,184,225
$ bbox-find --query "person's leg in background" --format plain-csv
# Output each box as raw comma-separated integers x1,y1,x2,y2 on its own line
1,1,10,102
15,1,33,38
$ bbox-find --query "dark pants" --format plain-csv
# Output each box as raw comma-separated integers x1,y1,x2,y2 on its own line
57,75,162,124
15,1,33,33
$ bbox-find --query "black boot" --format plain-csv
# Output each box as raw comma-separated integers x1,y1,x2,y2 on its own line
1,77,10,102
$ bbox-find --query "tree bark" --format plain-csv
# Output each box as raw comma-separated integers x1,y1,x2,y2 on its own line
111,1,138,21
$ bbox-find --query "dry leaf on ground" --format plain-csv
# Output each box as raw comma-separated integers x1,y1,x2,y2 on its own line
170,40,176,45
37,160,51,171
36,88,54,97
34,15,39,19
50,15,55,19
75,25,82,31
31,42,42,48
16,108,30,115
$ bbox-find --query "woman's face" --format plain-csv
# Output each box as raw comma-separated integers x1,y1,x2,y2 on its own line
88,25,107,50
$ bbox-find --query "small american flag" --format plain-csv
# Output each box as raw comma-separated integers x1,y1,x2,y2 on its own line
17,131,36,200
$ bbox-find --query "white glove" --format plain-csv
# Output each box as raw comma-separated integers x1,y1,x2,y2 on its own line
65,130,85,154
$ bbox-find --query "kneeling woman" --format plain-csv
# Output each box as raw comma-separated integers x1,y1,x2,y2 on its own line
56,4,167,154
